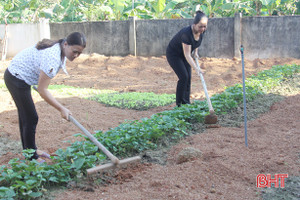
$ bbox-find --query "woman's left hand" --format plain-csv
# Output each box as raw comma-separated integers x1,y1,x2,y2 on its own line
192,50,199,59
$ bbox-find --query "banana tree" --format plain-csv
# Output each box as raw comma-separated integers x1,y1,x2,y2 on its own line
277,0,299,15
259,0,281,15
123,0,194,19
122,0,151,19
0,0,53,23
1,0,299,24
123,0,164,19
221,0,255,17
195,0,227,17
165,0,198,18
149,0,190,19
151,0,166,18
0,0,23,23
80,0,114,21
53,0,86,21
109,0,127,20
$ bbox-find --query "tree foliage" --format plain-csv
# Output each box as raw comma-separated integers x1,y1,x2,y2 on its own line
0,0,299,24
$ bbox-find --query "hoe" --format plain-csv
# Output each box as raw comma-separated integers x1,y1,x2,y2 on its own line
33,86,141,175
193,57,218,124
69,115,141,175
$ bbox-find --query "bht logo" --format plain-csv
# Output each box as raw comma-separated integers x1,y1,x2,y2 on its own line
257,174,288,188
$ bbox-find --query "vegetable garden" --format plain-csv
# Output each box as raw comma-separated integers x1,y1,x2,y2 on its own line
0,55,300,199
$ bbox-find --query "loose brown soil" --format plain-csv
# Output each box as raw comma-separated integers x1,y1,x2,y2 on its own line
0,55,299,200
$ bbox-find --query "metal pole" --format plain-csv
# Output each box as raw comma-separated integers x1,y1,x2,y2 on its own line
240,45,248,147
132,0,137,56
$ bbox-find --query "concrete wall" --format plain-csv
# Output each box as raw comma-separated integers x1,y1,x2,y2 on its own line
133,17,234,58
200,17,234,58
49,21,130,56
0,19,50,58
241,16,300,60
2,15,300,60
134,19,191,56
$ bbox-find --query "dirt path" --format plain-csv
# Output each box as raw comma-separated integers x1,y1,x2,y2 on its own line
0,55,299,199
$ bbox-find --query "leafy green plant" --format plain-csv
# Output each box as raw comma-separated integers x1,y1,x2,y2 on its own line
44,85,175,110
90,92,175,110
220,0,255,17
0,0,53,23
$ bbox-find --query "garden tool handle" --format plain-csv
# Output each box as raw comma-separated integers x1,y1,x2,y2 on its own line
32,86,120,164
69,115,120,165
194,58,215,114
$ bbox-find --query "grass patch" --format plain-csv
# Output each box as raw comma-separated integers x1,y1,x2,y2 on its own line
261,176,300,200
47,85,114,98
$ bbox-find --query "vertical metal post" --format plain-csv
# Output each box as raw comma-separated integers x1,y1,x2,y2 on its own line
133,16,137,57
132,0,137,56
240,45,248,147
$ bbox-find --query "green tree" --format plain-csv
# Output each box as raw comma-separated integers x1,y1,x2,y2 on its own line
0,0,53,23
221,0,255,17
0,0,299,24
80,0,114,21
277,0,299,15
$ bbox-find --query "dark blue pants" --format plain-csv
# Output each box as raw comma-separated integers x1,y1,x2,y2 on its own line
166,53,191,106
4,69,39,159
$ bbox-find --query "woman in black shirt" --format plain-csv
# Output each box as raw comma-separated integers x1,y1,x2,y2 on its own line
166,11,208,107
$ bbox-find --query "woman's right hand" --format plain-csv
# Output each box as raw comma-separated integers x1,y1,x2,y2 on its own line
60,107,72,121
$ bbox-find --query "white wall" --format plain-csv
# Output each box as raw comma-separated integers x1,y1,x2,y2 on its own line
0,19,50,59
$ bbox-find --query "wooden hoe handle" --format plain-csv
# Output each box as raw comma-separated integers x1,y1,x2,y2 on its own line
194,58,215,114
69,115,120,165
32,85,120,165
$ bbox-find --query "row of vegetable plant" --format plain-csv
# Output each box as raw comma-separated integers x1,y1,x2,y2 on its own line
46,85,176,110
89,92,175,110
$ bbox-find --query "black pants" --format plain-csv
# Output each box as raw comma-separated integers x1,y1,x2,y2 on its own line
166,52,191,106
4,69,39,159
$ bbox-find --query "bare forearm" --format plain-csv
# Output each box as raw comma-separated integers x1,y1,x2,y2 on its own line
37,71,71,120
186,55,198,70
182,44,201,73
38,88,64,112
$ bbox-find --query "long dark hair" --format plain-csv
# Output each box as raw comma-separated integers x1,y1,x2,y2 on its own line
36,32,86,50
193,10,207,25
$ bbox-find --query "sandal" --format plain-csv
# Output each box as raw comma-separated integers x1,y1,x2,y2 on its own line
36,158,46,164
37,150,51,159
